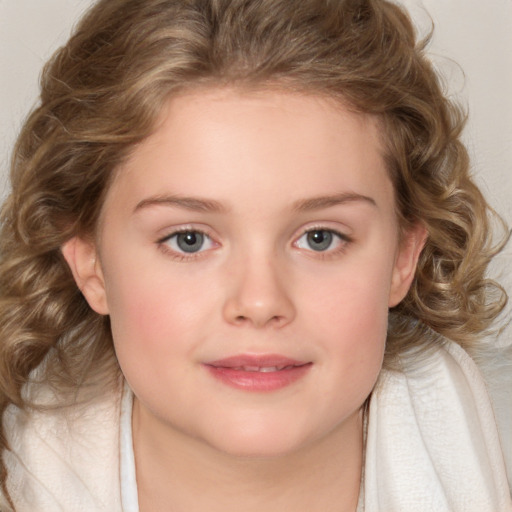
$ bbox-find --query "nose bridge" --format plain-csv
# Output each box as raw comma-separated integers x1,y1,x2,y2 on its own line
222,245,295,328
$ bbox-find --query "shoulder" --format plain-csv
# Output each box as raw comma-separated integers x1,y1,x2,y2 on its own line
2,378,124,511
363,340,512,512
377,340,502,410
473,341,512,496
374,340,506,455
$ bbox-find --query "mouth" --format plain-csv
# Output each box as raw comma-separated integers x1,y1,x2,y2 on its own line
203,355,312,392
227,365,300,372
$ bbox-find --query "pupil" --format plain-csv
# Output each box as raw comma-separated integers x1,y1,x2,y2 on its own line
177,232,204,253
307,230,332,251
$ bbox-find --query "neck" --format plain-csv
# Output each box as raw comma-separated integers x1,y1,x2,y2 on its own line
132,399,364,512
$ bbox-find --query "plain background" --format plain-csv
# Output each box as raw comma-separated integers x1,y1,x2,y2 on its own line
1,0,511,339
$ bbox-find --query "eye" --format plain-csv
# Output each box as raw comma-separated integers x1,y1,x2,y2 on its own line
295,229,347,252
161,230,215,254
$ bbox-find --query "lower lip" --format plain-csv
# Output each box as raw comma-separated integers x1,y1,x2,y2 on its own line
204,364,312,392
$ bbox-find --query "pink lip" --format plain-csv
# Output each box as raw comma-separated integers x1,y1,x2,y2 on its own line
203,354,312,392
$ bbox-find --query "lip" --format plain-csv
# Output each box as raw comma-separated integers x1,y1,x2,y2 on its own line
203,354,312,392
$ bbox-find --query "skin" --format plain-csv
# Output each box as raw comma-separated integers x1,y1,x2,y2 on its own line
63,88,425,512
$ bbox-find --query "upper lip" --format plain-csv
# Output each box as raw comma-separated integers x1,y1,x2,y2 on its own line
205,354,310,370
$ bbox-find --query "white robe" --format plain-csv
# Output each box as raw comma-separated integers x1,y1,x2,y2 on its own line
2,341,511,511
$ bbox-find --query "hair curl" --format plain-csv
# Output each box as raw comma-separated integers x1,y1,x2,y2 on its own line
0,0,507,502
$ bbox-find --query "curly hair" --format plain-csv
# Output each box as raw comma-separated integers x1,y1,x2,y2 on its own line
0,0,507,501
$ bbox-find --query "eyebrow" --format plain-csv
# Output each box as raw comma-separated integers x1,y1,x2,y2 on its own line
134,191,377,215
292,192,377,212
134,195,228,214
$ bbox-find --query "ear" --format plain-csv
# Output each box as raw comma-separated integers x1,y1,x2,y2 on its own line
388,223,427,307
61,237,109,315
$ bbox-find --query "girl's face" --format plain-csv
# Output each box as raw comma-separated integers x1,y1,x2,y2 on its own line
65,88,424,457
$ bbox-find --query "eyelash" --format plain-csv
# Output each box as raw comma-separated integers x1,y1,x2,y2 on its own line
157,228,216,262
293,227,352,259
156,226,352,261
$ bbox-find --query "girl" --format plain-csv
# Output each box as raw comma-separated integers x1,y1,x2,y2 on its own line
0,0,510,510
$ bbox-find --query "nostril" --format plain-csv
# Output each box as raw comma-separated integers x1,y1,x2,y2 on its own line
234,314,282,326
270,315,285,325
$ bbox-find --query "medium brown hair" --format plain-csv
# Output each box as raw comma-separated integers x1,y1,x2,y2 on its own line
0,0,507,501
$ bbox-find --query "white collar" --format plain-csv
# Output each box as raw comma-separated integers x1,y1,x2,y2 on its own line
120,381,140,512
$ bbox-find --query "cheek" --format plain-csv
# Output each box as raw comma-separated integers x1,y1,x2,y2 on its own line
107,275,167,340
328,291,387,383
306,259,392,336
304,259,391,385
102,255,202,358
105,271,209,399
103,253,225,381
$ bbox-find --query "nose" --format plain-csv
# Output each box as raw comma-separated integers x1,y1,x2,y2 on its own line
222,254,296,329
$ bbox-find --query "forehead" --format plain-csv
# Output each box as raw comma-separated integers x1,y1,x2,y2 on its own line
105,87,393,215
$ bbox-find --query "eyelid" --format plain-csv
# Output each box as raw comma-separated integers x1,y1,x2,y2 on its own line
157,225,219,260
292,224,353,256
294,229,349,246
292,223,353,243
157,226,210,243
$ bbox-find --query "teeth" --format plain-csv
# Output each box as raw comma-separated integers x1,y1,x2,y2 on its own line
234,366,282,372
222,364,300,372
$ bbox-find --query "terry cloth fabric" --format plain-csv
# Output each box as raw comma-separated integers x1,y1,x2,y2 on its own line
1,340,511,511
362,341,512,512
2,377,124,511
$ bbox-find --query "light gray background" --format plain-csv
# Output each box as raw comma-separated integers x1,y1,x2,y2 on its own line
1,0,511,343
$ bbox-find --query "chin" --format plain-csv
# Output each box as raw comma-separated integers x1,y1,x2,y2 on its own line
199,417,321,459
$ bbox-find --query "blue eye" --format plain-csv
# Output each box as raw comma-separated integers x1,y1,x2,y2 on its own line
296,229,346,252
162,231,214,254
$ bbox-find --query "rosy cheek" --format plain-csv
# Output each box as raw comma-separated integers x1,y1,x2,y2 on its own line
306,271,388,365
106,275,163,344
314,270,389,320
108,269,204,351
